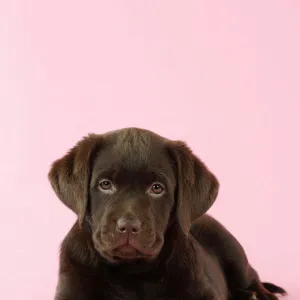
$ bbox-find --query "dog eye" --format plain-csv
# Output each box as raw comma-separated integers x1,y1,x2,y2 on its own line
98,180,113,191
150,183,165,195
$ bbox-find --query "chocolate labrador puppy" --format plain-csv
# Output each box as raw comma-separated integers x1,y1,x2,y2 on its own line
48,127,286,300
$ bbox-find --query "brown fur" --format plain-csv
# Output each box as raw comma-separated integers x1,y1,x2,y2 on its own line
48,127,286,300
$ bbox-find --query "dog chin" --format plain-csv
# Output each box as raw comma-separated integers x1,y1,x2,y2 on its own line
96,245,161,264
94,234,164,263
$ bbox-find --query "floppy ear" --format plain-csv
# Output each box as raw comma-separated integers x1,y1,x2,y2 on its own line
48,134,101,227
168,141,219,234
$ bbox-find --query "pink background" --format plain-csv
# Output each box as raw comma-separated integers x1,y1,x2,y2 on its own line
1,1,299,299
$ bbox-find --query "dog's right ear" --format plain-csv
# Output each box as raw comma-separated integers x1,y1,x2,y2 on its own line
48,134,102,227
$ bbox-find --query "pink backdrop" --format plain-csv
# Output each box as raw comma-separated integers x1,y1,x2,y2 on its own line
1,1,299,299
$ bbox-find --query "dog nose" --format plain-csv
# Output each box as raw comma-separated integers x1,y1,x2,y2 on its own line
116,218,142,234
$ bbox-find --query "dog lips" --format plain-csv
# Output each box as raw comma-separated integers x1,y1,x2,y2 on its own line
117,245,136,254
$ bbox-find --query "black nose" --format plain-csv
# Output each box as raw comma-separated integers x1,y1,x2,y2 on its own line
116,218,142,234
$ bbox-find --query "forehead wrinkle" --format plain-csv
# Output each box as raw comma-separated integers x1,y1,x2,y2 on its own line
113,129,153,166
92,129,175,184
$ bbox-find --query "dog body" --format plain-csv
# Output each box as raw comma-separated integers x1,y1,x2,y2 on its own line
49,128,286,300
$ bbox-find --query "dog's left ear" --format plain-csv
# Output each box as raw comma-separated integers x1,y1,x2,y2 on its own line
167,141,219,234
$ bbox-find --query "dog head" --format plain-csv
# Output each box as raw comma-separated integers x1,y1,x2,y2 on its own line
48,128,219,263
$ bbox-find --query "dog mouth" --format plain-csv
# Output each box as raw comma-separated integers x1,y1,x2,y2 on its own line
97,236,163,262
112,244,146,260
111,240,161,260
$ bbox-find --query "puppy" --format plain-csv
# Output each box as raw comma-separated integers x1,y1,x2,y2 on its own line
48,127,286,300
